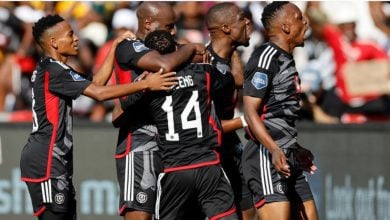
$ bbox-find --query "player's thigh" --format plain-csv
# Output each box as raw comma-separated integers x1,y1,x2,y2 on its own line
291,199,318,220
258,201,290,220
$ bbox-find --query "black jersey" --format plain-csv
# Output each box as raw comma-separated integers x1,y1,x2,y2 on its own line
206,44,236,120
144,63,226,171
20,57,91,182
114,39,157,157
243,42,301,149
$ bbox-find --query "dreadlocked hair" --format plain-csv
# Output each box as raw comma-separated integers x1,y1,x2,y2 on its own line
144,30,176,54
261,1,289,31
32,14,64,45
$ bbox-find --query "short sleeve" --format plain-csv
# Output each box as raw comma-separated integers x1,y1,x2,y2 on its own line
49,67,91,100
115,39,152,69
243,52,275,99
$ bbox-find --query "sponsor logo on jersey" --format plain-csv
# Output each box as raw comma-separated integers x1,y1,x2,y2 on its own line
136,192,147,204
69,71,86,81
251,72,268,90
54,193,65,205
133,42,149,53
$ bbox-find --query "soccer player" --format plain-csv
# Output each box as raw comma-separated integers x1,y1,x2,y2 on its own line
112,2,204,220
205,3,256,219
242,2,319,220
19,14,178,220
143,29,237,220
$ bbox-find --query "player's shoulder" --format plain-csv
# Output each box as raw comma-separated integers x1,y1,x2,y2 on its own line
249,42,282,71
41,57,71,72
118,38,150,53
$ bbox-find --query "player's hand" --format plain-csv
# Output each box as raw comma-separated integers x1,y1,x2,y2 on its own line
296,144,317,174
114,30,136,45
270,148,291,178
144,68,178,91
192,43,206,55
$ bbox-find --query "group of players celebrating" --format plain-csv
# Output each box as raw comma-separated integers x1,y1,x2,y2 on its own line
20,2,319,220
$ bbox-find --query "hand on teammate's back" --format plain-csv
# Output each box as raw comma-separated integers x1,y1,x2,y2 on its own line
143,68,178,91
114,30,137,45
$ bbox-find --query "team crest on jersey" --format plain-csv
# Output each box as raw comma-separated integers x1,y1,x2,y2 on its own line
251,72,268,90
69,71,86,81
54,193,65,205
276,182,287,194
136,192,147,204
133,42,149,53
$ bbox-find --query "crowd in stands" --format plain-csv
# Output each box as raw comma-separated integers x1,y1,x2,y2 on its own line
1,1,390,124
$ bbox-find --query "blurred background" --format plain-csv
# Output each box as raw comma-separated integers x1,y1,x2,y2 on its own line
0,1,390,220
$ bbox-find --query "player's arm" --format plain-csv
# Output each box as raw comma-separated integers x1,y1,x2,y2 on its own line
92,31,136,86
243,95,290,178
230,50,244,88
220,117,244,133
83,69,177,101
136,43,205,72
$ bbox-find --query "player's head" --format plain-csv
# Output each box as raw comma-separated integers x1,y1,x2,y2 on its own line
137,2,176,39
261,1,308,47
206,2,250,47
33,14,79,56
145,30,176,54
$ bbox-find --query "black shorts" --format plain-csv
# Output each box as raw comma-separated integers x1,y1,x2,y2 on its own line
218,133,254,211
25,177,76,217
242,141,314,208
116,149,163,215
155,165,237,220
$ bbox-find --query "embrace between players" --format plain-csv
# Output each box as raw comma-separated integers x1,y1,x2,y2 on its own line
20,2,318,220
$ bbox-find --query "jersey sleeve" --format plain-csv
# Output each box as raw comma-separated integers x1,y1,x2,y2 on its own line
243,53,275,99
48,67,92,100
115,39,152,68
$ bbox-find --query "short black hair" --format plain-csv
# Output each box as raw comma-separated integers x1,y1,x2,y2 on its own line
206,2,236,29
32,14,64,45
144,30,176,54
261,1,289,30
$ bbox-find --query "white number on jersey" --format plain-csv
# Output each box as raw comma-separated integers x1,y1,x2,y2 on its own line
162,90,203,141
31,88,38,132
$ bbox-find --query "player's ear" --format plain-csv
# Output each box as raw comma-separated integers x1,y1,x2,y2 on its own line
282,23,290,34
144,17,152,32
50,37,58,49
221,24,230,34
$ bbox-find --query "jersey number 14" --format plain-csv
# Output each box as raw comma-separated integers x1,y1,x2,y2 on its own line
162,91,203,141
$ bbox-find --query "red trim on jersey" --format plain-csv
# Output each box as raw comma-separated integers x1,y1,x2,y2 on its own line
114,59,132,101
21,72,59,182
115,132,132,159
34,206,46,216
254,199,266,209
209,207,237,220
209,116,222,146
205,72,222,145
206,72,211,105
163,150,220,173
118,204,126,215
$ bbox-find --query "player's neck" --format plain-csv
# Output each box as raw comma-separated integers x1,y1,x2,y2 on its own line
210,39,235,60
45,51,68,64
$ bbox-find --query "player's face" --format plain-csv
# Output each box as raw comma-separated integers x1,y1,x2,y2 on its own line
150,7,177,37
285,3,308,47
53,21,79,56
229,6,250,47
